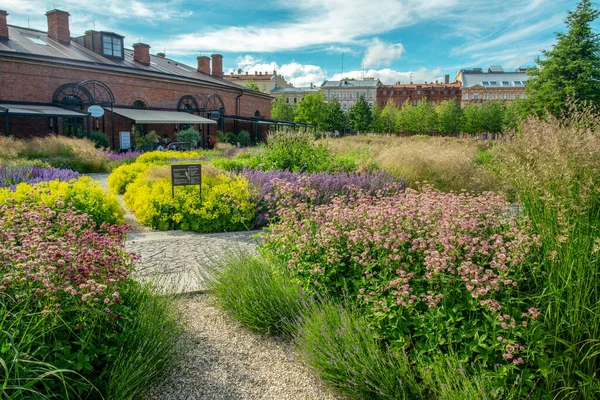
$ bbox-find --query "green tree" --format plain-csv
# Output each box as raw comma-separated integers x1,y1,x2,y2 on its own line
370,101,384,133
414,100,438,134
380,99,398,133
271,95,295,122
527,0,600,116
462,105,485,135
294,92,327,128
436,100,463,136
348,95,373,133
480,101,505,135
322,97,347,133
395,100,415,133
503,98,533,133
245,80,262,92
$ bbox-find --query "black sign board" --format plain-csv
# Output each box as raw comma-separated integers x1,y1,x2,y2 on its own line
171,164,201,198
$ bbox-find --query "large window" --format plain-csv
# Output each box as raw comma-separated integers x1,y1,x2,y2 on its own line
102,35,123,58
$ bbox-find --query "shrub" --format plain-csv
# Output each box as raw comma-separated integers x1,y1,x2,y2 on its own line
0,176,124,226
211,155,262,172
123,167,256,232
237,130,251,146
296,301,421,399
263,130,333,172
0,199,181,399
0,164,80,189
90,131,110,149
225,131,238,145
262,185,543,390
132,130,159,151
107,150,143,170
136,150,205,164
176,127,201,148
216,130,227,143
492,107,600,396
209,253,306,337
243,168,403,226
108,162,153,194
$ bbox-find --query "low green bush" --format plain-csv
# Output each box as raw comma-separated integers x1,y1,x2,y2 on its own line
225,132,238,145
237,130,251,146
263,130,335,172
108,162,152,194
176,128,201,148
209,253,306,337
210,155,262,172
90,131,110,149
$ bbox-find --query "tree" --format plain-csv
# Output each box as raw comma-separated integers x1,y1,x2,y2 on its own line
322,97,347,133
436,100,463,136
395,100,415,133
370,101,385,133
480,101,505,135
380,99,398,133
271,95,295,122
245,80,262,92
527,0,600,116
462,104,485,135
414,100,438,134
348,95,372,133
294,92,327,128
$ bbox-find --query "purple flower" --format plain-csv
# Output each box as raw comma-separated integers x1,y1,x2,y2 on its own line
0,165,80,189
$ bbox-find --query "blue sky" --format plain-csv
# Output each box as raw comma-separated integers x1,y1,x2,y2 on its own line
4,0,592,86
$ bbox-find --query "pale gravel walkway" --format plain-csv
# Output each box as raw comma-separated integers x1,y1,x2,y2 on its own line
87,172,339,399
144,295,340,400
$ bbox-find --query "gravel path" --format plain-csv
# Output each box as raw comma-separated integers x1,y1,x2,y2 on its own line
144,295,339,400
87,172,338,399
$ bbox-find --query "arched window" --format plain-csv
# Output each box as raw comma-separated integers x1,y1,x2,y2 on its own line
132,100,146,108
254,111,261,118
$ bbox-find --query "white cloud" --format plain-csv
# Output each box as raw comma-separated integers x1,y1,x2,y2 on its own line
226,57,326,87
331,67,445,85
362,39,405,68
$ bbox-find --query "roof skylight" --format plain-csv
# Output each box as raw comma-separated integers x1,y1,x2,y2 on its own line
27,37,47,46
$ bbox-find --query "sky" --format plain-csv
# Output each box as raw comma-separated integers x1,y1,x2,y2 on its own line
3,0,593,87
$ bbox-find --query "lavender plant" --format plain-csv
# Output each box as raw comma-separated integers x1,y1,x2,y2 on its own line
0,164,80,189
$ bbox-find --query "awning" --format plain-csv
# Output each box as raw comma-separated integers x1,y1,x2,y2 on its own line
0,103,89,117
108,107,217,124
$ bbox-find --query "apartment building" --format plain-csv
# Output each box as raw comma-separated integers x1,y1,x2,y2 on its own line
455,66,530,106
321,78,382,110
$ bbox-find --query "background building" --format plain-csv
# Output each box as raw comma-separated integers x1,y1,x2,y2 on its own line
321,78,381,110
0,9,273,149
377,75,461,107
455,66,530,106
270,85,321,104
224,71,293,94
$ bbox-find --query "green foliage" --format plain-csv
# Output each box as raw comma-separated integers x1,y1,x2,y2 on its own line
244,80,262,92
263,130,333,172
216,130,227,143
176,127,201,148
347,95,372,133
294,92,327,128
210,155,262,172
132,129,159,150
237,130,251,146
225,132,238,145
0,176,124,226
370,101,385,133
527,0,600,116
123,167,256,232
380,99,398,133
208,253,306,337
108,162,152,194
436,100,464,135
271,95,296,122
322,97,347,133
462,104,485,135
90,131,110,149
296,301,422,399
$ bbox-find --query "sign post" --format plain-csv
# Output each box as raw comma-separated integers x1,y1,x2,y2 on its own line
171,164,202,199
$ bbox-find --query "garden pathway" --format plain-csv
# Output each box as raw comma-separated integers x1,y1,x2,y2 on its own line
87,173,259,294
87,173,339,399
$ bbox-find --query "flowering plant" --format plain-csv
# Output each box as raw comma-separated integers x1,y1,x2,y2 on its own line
0,164,80,189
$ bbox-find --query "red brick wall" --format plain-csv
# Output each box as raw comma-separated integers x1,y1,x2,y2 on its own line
0,56,271,148
132,43,150,66
46,10,70,44
0,11,8,39
377,84,461,107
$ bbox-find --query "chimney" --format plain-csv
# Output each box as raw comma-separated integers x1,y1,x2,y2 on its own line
156,52,165,58
133,43,150,65
46,9,71,44
211,54,223,78
197,56,210,74
0,10,8,40
444,74,450,84
245,71,248,75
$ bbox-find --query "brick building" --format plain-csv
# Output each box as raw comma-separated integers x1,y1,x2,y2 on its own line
455,66,529,107
224,70,293,95
0,9,273,149
376,75,461,107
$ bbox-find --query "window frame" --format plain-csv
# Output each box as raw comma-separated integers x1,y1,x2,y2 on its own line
101,33,124,59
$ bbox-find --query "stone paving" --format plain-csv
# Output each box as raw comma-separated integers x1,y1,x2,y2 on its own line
88,173,260,294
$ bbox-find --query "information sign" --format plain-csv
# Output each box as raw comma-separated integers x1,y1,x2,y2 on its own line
171,164,202,198
88,105,105,118
119,131,131,150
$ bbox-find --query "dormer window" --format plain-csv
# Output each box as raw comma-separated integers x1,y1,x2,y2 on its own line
102,34,123,58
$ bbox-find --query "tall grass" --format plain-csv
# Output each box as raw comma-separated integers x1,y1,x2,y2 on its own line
208,253,306,337
323,135,498,193
493,106,600,397
0,135,110,173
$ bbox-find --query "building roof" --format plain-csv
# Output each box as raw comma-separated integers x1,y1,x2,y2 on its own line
0,25,270,97
321,79,381,88
461,71,530,88
380,82,461,89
